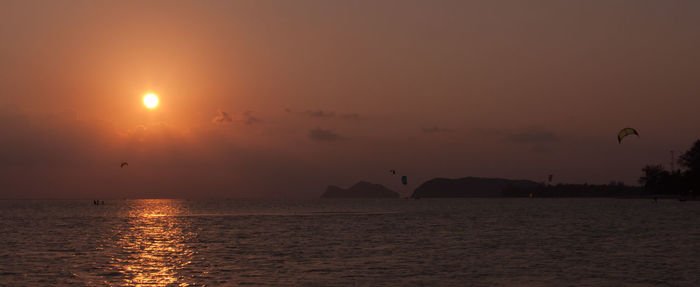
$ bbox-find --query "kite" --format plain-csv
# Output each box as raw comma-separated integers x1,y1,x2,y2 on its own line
617,128,639,143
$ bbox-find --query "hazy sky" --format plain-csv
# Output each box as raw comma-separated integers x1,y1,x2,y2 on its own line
2,0,699,198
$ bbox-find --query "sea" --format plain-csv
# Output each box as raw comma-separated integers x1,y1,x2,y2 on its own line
0,198,698,286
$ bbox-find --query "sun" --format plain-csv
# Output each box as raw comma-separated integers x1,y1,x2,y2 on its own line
143,93,159,109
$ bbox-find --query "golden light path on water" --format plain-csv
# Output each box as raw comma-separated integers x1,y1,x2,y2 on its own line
113,199,196,286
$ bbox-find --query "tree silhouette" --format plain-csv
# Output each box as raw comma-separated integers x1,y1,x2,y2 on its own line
679,139,700,191
641,139,699,196
639,165,669,193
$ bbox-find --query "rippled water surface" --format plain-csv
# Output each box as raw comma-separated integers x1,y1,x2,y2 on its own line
0,198,699,286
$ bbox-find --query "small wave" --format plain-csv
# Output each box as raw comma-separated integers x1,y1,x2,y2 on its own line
97,271,123,277
47,249,77,252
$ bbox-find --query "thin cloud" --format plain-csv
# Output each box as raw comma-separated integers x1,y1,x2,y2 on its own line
308,128,344,142
287,108,360,120
242,111,261,125
212,109,233,124
213,110,261,125
304,110,335,118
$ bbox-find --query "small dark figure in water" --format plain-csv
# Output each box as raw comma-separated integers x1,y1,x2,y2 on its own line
653,197,658,203
93,200,98,205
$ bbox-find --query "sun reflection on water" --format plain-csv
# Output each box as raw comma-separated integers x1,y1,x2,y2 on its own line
114,199,196,286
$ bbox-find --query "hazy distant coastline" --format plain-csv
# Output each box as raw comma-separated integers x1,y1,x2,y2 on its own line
410,176,650,198
501,182,648,198
322,177,655,199
321,182,399,199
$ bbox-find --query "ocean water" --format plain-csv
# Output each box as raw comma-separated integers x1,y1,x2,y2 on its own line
0,198,698,286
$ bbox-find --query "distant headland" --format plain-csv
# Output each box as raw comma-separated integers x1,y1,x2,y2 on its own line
321,181,400,199
410,176,648,198
411,177,540,198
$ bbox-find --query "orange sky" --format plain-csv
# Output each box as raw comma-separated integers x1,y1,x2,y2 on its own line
2,1,700,198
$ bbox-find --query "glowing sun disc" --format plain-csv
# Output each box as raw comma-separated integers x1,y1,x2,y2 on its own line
143,93,159,109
